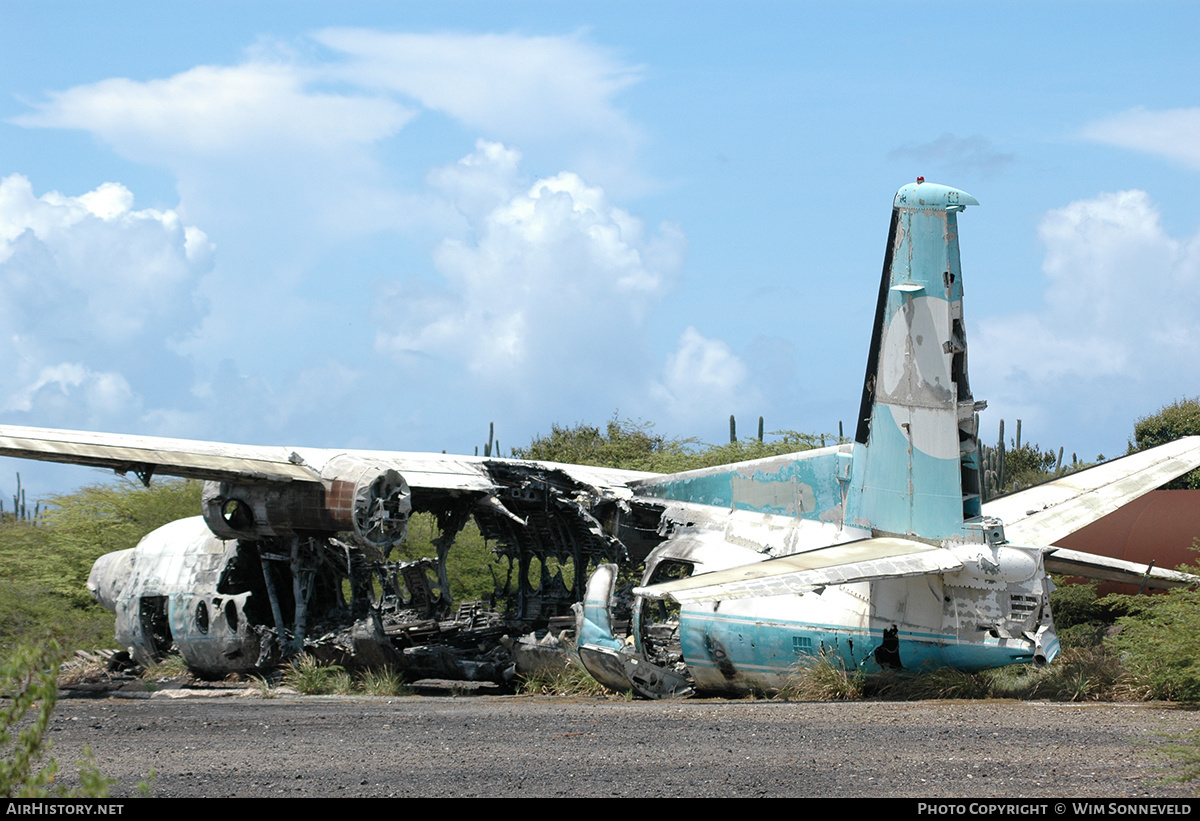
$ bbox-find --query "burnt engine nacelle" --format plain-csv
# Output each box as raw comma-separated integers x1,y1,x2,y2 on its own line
202,454,412,548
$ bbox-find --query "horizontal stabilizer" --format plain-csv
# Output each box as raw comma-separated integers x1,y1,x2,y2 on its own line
634,537,962,603
1044,546,1196,590
983,436,1200,548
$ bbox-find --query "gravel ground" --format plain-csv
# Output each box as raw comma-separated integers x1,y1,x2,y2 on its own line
40,689,1200,798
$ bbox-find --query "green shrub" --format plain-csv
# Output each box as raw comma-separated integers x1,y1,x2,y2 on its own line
1106,584,1200,702
1,642,115,798
0,478,202,654
1129,398,1200,489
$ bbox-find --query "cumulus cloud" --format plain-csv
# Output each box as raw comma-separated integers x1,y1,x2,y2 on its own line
651,327,755,427
9,29,650,366
0,174,211,428
1,31,691,449
972,189,1200,446
375,140,684,408
1083,107,1200,170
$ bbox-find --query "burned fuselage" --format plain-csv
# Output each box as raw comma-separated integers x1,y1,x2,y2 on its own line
87,458,664,680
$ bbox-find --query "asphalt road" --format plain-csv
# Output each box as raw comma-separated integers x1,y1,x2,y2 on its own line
44,691,1200,798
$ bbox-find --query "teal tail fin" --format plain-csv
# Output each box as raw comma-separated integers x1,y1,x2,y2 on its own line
846,181,983,540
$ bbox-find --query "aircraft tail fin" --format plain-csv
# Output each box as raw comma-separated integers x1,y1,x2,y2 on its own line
846,181,982,540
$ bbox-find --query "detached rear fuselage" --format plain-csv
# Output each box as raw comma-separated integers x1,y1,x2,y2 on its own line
575,181,1195,698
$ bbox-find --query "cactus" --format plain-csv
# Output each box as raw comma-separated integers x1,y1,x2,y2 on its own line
757,416,764,443
729,414,737,444
996,420,1006,493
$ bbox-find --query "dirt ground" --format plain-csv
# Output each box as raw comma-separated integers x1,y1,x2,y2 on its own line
41,687,1200,798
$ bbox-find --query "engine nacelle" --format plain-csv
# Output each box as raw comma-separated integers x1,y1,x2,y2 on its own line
201,454,411,548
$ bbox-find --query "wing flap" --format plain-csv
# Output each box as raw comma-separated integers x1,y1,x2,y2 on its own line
983,436,1200,548
634,537,962,603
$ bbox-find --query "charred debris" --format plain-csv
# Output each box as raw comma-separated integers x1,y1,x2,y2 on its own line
179,460,667,685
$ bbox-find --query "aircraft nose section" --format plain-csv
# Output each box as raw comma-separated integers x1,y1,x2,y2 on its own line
87,548,134,612
894,181,979,210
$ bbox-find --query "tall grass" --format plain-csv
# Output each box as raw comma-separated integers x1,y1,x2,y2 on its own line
780,645,1126,702
779,651,864,701
516,659,613,697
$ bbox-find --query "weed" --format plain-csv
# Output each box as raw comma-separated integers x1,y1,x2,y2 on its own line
1106,580,1200,702
1154,729,1200,795
140,654,189,682
780,651,864,701
981,646,1124,701
55,652,110,686
517,659,612,697
248,676,278,698
328,669,356,695
281,654,346,695
357,668,411,697
136,768,156,798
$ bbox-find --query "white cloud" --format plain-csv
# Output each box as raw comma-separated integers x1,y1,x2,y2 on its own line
13,62,415,163
0,175,211,428
375,140,684,404
651,327,754,427
7,364,140,427
1083,107,1200,170
13,29,643,194
2,31,662,449
973,190,1200,446
315,29,641,148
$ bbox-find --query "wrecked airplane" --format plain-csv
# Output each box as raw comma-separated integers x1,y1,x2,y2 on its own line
2,179,1199,696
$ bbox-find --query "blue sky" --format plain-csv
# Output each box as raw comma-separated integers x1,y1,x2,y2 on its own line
2,2,1200,500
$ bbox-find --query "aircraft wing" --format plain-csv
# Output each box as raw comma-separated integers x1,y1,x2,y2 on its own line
982,436,1200,549
633,537,963,604
0,424,324,484
0,424,654,494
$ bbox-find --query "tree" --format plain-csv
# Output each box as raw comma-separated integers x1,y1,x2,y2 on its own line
509,418,695,472
1129,398,1200,489
511,417,831,474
